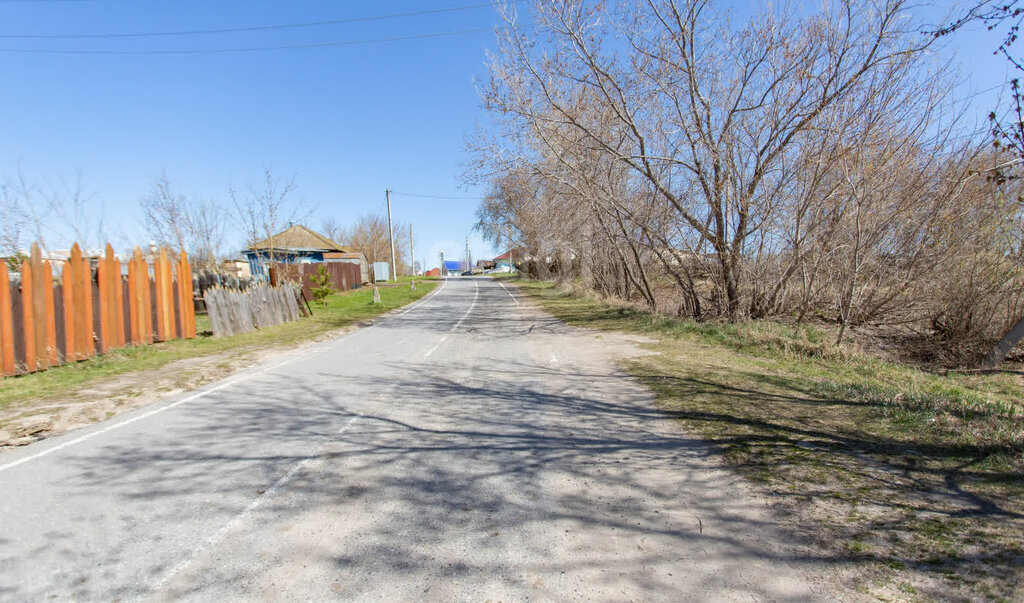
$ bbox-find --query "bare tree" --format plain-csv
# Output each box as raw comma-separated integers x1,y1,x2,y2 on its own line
340,212,411,276
188,197,225,270
471,0,1024,365
319,217,346,246
934,2,1024,364
481,0,941,318
141,172,190,252
935,1,1024,173
228,168,309,259
140,172,225,269
0,175,29,259
43,171,106,251
1,164,107,256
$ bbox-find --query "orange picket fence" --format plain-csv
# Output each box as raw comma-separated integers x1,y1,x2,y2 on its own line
0,242,195,377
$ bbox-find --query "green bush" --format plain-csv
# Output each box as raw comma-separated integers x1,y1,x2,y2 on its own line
310,264,334,308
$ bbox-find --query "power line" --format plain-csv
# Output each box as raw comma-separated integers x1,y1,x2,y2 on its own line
0,27,495,55
0,1,524,39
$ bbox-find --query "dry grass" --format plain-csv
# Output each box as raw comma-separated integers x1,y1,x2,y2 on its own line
512,278,1024,601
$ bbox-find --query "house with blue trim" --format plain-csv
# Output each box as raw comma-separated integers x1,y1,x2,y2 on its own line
493,248,526,271
243,224,363,280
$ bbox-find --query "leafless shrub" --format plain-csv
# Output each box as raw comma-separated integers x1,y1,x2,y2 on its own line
472,0,1024,365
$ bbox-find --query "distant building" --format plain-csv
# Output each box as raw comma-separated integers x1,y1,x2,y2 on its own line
242,224,349,279
220,258,252,279
493,248,526,270
443,260,463,275
425,267,441,277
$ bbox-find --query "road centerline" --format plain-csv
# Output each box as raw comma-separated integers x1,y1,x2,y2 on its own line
449,280,479,333
149,413,363,594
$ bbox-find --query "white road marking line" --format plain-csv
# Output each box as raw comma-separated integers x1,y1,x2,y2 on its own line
0,280,447,473
497,280,519,305
0,348,324,475
0,377,239,474
395,277,447,317
422,281,477,358
450,281,479,333
150,414,362,593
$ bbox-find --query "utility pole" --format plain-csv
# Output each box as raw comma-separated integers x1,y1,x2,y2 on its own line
409,224,415,276
439,250,445,276
465,237,471,274
385,189,397,281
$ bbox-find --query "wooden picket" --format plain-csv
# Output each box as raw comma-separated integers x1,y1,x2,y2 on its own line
32,245,51,370
96,249,111,353
177,251,195,339
141,252,153,344
61,259,75,362
97,244,126,354
128,248,146,345
0,262,14,377
110,246,125,349
154,248,174,341
68,243,90,358
0,241,197,378
43,260,57,366
21,257,36,372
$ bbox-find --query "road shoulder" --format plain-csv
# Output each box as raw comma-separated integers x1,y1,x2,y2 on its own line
0,280,441,448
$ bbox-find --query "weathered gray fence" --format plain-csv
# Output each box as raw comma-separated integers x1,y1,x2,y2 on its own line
203,283,301,337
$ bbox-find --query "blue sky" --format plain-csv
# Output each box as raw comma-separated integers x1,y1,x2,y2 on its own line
0,0,509,269
0,1,1013,270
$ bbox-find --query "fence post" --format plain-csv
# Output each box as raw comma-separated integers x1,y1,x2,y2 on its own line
128,248,143,345
98,244,125,352
142,255,153,344
61,259,76,362
43,260,57,366
26,244,51,371
185,255,195,338
162,248,175,339
73,244,95,358
0,262,14,376
21,257,35,372
109,245,125,349
97,248,111,353
154,249,166,341
127,250,138,345
30,245,49,371
154,248,174,341
97,251,108,352
176,250,195,339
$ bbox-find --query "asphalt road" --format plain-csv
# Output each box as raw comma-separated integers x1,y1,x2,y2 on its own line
0,277,836,601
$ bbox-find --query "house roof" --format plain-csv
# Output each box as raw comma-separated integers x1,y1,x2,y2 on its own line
248,225,347,252
324,251,366,260
444,260,462,270
493,247,526,261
